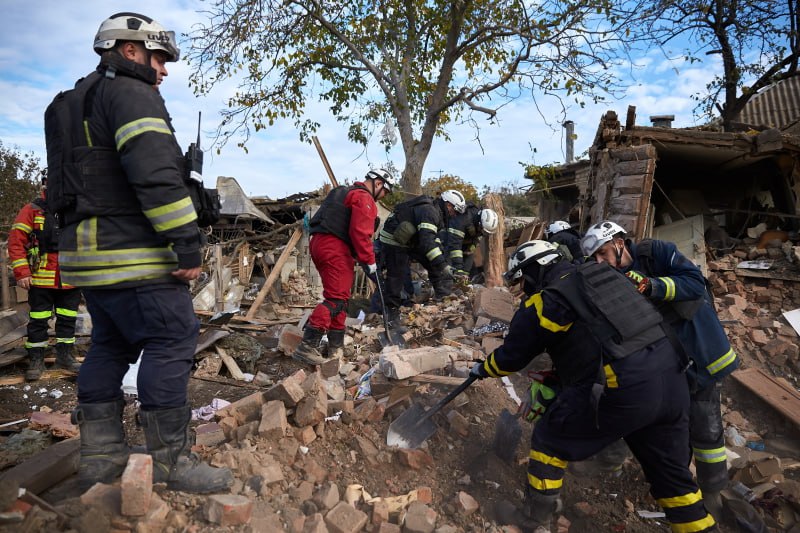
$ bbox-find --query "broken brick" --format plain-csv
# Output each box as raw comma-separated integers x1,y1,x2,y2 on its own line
259,400,288,441
121,453,152,517
324,501,368,533
205,494,254,526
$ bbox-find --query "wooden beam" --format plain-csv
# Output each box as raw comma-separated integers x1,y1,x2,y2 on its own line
484,193,506,288
0,437,80,494
731,368,800,429
312,136,339,187
216,346,245,381
244,227,303,320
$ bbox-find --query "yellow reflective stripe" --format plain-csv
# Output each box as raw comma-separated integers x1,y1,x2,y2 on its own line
659,276,676,300
657,489,702,508
56,338,76,344
12,258,28,268
448,227,465,238
524,293,572,333
450,250,464,258
693,446,726,464
33,270,56,278
529,450,568,469
56,307,78,317
76,217,99,251
425,247,442,261
707,348,736,375
527,473,563,491
483,353,513,378
83,119,93,146
12,222,32,233
115,117,171,150
143,196,197,232
669,513,716,533
604,364,618,388
418,222,438,232
25,341,50,348
60,247,177,267
30,310,52,319
61,263,176,287
34,216,45,224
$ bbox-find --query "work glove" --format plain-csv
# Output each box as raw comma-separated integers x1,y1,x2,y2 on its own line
362,263,378,283
442,264,455,278
625,270,652,296
454,269,469,280
519,371,560,423
470,361,489,379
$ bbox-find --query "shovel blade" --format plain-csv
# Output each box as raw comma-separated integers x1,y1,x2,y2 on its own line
386,403,438,449
492,408,523,463
379,329,406,348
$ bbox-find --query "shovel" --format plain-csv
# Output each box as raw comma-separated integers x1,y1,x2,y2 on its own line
386,374,477,449
492,408,523,463
373,276,406,348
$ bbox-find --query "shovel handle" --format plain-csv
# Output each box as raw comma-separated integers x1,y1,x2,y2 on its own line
373,275,394,340
416,374,478,425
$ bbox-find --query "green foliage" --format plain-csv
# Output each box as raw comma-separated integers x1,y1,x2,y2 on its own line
0,142,42,235
187,0,633,193
481,179,535,217
421,174,479,203
522,163,558,195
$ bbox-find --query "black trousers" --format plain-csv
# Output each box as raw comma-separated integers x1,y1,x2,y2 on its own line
527,340,714,532
77,284,199,410
382,244,452,310
25,286,81,349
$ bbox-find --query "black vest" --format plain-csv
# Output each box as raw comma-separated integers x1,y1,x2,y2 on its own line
383,195,434,234
309,184,370,245
545,262,665,384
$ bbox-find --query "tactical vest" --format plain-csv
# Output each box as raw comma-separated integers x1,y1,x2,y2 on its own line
309,184,369,244
382,195,435,246
45,72,142,225
635,239,705,322
546,262,665,369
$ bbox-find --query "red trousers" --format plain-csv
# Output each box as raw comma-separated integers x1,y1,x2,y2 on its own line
307,234,354,332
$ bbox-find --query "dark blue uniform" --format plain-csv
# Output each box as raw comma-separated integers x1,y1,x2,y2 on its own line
547,227,584,263
477,260,715,533
627,239,737,493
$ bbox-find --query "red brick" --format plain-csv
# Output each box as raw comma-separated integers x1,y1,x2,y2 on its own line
258,400,288,441
324,501,368,533
195,422,226,447
265,370,307,407
294,425,317,446
295,373,328,427
377,523,401,533
121,454,152,516
216,391,266,424
279,324,303,355
416,486,433,505
80,483,121,514
205,494,254,526
397,448,434,470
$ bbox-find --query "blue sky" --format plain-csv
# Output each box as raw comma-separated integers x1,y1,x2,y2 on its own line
0,1,721,198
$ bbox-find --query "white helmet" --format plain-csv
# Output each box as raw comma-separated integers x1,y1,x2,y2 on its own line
546,220,571,237
580,220,627,257
365,168,396,193
480,209,499,234
504,240,561,281
94,12,180,62
441,190,466,213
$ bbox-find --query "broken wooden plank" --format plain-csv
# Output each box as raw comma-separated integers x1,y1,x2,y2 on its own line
0,437,80,495
216,347,246,381
0,350,26,368
195,328,231,355
0,369,76,386
731,367,800,429
408,375,466,386
734,268,800,283
245,226,303,320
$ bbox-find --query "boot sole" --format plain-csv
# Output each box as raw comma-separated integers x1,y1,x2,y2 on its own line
291,353,325,366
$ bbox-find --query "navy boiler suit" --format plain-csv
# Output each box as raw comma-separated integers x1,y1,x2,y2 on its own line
477,261,715,533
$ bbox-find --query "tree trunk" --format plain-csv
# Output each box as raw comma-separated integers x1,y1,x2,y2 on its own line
484,193,506,288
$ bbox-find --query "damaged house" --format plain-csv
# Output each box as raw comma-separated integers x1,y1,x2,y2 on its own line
530,90,800,273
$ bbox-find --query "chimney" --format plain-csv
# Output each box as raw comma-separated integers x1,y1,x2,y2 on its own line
563,120,575,163
650,115,675,128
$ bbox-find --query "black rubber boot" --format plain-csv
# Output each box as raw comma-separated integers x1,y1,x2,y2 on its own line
71,400,130,491
386,308,408,334
139,405,233,494
25,348,45,381
292,326,326,365
495,489,561,533
55,343,81,372
326,329,345,359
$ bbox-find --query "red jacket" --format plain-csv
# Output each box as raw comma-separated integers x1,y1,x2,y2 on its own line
345,184,378,265
8,200,71,289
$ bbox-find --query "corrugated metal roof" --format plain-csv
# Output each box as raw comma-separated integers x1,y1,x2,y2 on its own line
737,76,800,129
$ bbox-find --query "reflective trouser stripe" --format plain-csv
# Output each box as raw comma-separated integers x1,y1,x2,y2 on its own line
30,310,52,319
56,307,78,317
693,446,726,464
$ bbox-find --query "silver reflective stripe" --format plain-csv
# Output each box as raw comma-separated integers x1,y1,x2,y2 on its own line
115,117,171,150
62,264,176,287
707,348,736,375
60,248,176,266
425,247,442,261
448,227,465,238
418,222,438,232
379,229,406,247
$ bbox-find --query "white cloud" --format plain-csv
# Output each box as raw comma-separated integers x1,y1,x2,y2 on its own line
0,0,725,197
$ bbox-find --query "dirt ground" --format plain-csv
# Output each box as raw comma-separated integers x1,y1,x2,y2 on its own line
2,274,800,532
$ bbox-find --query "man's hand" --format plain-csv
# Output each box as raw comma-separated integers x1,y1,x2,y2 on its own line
362,263,378,283
470,361,489,379
172,267,201,282
454,269,469,281
625,270,652,296
518,371,559,423
17,277,32,290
